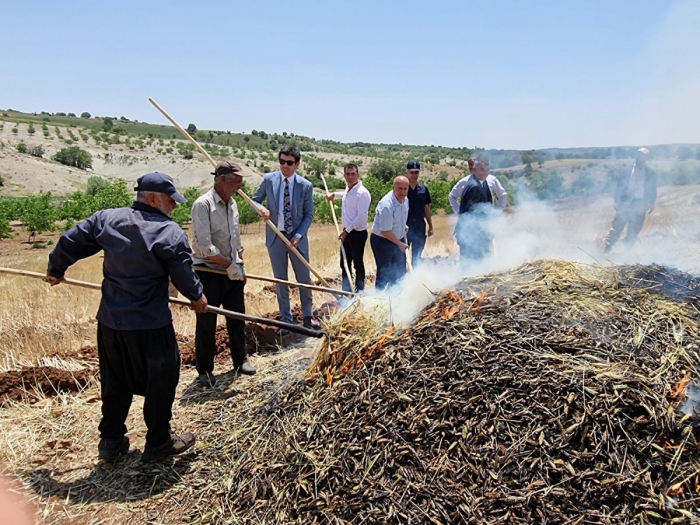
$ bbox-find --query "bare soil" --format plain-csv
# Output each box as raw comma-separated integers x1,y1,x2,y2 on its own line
0,366,94,405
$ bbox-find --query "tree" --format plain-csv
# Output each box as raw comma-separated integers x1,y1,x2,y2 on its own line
80,112,91,119
677,146,693,161
368,158,404,182
16,142,28,154
172,187,202,226
102,117,113,132
20,193,56,241
27,123,35,135
0,216,12,239
186,123,197,135
305,155,327,178
53,146,93,169
29,145,45,158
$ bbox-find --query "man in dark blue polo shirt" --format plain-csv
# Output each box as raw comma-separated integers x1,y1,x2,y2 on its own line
405,159,434,267
46,172,208,463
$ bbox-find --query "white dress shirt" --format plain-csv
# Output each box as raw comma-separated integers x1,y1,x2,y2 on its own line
333,181,371,232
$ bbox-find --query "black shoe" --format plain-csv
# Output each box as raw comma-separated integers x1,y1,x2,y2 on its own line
98,436,130,461
141,432,196,463
236,361,256,376
303,316,321,330
197,371,217,387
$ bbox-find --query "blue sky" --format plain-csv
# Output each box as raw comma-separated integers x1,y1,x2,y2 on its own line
1,0,698,149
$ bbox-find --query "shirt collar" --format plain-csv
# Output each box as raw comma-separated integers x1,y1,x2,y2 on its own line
132,201,171,219
282,172,296,184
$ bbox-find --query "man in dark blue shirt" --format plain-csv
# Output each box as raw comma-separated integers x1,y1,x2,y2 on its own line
46,172,208,463
405,159,434,267
453,156,494,261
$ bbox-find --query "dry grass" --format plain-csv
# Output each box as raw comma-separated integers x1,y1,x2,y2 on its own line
1,187,699,523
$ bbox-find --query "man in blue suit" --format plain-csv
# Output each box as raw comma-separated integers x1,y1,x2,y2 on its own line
252,146,320,331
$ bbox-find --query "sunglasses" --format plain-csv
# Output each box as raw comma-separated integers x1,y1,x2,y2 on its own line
279,159,297,166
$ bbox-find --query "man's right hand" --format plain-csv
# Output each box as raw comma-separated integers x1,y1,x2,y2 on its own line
190,295,208,313
44,272,64,286
258,206,270,221
325,193,335,201
398,242,408,252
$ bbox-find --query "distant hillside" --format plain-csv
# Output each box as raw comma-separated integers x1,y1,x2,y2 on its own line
1,107,700,197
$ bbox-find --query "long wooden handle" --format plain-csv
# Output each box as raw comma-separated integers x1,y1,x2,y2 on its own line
194,265,354,297
0,267,326,338
147,98,335,292
320,174,355,293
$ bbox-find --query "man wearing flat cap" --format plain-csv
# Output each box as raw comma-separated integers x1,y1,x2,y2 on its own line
603,147,657,253
46,172,208,463
191,160,255,387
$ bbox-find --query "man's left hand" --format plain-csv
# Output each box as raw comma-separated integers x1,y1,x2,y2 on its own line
339,231,348,242
427,228,434,237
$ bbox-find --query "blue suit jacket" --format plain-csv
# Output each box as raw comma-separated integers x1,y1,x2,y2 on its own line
252,171,315,247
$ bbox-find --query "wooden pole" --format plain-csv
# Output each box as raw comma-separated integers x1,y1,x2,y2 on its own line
0,267,326,338
320,173,355,294
147,97,335,291
193,266,353,297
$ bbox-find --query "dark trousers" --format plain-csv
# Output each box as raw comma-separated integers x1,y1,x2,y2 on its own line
603,200,648,252
194,270,246,373
455,216,492,262
370,234,407,290
406,227,426,267
97,322,180,448
341,229,368,292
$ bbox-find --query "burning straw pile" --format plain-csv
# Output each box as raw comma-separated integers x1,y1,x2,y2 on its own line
207,260,700,523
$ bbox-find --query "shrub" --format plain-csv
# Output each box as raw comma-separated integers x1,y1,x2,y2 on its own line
27,123,35,135
85,176,110,195
16,142,28,154
29,144,44,158
0,174,4,187
53,146,93,169
11,126,18,134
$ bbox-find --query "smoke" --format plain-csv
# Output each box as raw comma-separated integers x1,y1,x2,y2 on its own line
350,181,700,328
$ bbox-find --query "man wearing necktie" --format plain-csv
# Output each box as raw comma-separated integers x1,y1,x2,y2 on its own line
252,146,320,332
452,155,494,262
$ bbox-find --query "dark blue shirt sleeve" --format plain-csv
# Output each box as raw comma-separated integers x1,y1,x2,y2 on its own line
159,231,204,301
47,214,103,278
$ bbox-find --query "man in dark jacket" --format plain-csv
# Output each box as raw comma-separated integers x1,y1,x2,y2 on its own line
46,172,208,463
603,147,657,252
452,155,494,261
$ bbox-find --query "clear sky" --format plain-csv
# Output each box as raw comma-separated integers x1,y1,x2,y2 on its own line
1,0,698,150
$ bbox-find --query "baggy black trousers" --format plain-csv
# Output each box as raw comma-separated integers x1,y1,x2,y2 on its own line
97,322,180,448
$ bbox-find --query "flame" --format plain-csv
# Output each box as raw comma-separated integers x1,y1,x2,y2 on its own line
672,375,691,398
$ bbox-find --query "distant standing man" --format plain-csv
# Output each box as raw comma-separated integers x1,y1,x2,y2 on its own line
405,159,434,267
191,161,255,388
370,176,410,289
326,163,372,292
450,158,508,213
46,172,208,463
603,147,657,253
449,156,494,261
252,146,320,331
